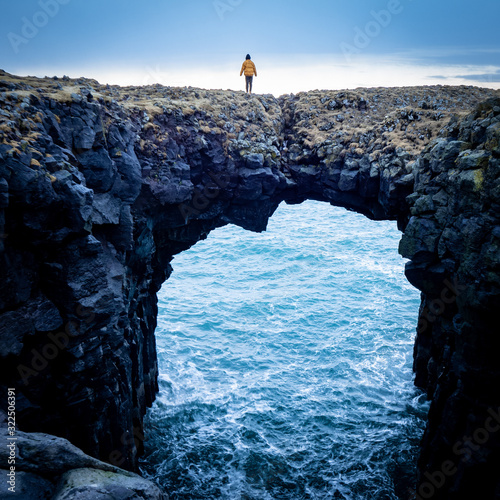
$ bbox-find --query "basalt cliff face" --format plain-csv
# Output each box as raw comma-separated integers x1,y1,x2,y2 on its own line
0,70,499,498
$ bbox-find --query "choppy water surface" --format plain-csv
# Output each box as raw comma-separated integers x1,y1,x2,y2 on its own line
140,201,428,499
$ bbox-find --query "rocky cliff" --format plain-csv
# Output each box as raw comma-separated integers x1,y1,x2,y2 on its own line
0,69,499,498
400,99,500,498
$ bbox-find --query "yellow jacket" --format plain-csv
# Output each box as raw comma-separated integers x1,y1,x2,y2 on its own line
240,60,257,77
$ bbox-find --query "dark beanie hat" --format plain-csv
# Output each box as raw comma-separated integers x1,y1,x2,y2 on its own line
246,54,251,60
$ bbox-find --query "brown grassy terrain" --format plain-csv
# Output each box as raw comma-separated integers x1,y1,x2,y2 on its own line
283,86,500,157
1,70,498,161
0,70,283,151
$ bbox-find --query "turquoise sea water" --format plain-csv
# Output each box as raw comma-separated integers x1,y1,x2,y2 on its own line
140,200,428,500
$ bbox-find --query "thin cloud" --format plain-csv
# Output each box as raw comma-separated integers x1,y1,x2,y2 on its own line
392,47,500,68
457,70,500,83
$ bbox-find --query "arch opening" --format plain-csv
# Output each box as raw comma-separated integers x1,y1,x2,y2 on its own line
141,200,426,499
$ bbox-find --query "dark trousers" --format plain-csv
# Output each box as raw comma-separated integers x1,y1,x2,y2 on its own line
245,76,253,93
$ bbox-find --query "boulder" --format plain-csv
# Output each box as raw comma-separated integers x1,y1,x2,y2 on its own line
0,470,55,499
2,431,125,476
53,468,167,500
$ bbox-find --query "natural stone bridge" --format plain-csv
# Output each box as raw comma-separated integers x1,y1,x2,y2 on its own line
1,71,499,498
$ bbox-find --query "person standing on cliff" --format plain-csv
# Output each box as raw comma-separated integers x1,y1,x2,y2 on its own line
240,54,257,94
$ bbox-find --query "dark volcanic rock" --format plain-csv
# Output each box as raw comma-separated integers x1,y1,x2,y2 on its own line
0,70,499,498
0,470,55,499
400,97,500,499
53,468,167,500
0,430,129,475
0,427,165,499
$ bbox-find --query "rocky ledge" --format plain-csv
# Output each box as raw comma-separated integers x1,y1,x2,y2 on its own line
0,427,166,499
0,70,499,498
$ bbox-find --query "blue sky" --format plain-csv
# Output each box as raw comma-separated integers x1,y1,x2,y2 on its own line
1,0,499,94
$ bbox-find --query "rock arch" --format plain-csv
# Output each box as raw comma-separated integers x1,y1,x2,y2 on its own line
1,72,499,496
